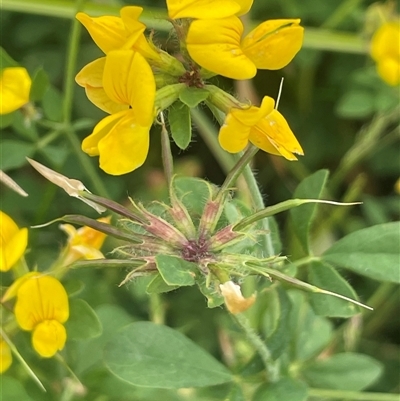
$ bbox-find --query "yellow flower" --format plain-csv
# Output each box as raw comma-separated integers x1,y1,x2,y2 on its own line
186,17,303,79
0,67,31,114
0,338,12,374
76,6,160,61
59,216,110,266
14,274,69,358
81,50,156,175
370,22,400,86
166,0,253,19
219,96,303,160
0,211,28,272
219,281,255,314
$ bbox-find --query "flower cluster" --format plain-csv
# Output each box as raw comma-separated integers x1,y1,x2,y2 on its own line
370,21,400,86
0,210,108,373
76,0,304,175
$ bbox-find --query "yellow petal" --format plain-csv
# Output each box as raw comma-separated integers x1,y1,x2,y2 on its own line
1,272,40,302
14,275,69,331
0,67,31,115
235,0,253,16
167,0,240,19
103,50,155,125
73,216,110,249
75,58,106,88
82,110,127,156
250,109,303,160
97,111,150,175
32,320,67,358
0,211,28,272
370,22,400,62
242,19,304,70
219,112,251,153
376,58,400,86
120,5,144,27
76,12,127,53
0,339,12,373
86,86,129,114
187,17,256,79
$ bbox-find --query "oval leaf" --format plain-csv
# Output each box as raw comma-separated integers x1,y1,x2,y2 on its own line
104,322,233,388
253,377,308,401
155,254,196,286
65,298,102,340
302,353,383,391
290,170,329,253
308,261,361,317
179,87,209,108
322,222,400,283
168,101,192,150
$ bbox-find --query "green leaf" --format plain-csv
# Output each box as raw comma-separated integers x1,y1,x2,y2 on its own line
0,376,34,401
104,322,233,388
308,261,361,317
29,67,49,102
262,287,292,359
322,222,400,283
197,276,224,308
179,87,209,108
169,101,192,150
65,298,102,340
155,255,197,286
289,291,333,361
74,304,133,374
146,273,179,294
336,90,375,119
0,47,19,69
42,85,63,122
0,140,35,171
253,377,308,401
290,170,329,253
303,353,383,391
173,176,213,218
0,112,14,129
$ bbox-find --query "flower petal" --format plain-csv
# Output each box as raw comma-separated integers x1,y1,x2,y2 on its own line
97,111,150,175
187,17,256,79
370,22,400,62
32,320,67,358
0,67,31,115
103,50,155,125
376,58,400,86
0,211,28,272
219,281,255,314
250,109,303,160
167,0,241,19
219,113,251,153
0,338,12,373
82,110,127,156
15,275,69,331
242,19,304,70
76,12,127,53
75,58,105,88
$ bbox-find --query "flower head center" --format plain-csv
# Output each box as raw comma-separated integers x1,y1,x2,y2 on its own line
178,67,204,88
181,238,210,262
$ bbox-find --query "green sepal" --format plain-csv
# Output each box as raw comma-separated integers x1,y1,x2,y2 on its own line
179,87,209,108
168,100,192,150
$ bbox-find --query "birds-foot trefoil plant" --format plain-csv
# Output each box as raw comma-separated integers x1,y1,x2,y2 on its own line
1,0,399,400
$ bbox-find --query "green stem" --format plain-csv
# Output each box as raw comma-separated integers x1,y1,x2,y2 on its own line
149,293,165,325
190,108,234,175
61,0,109,197
159,112,174,187
308,388,400,401
233,313,280,382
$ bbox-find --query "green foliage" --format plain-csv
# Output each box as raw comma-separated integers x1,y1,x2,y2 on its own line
104,322,233,388
168,101,192,149
322,222,400,283
253,378,308,401
155,254,197,286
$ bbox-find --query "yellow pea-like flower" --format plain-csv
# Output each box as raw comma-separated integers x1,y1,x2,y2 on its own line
186,17,303,79
370,22,400,86
0,211,28,272
14,275,69,358
0,338,12,374
0,67,31,115
81,50,156,175
219,96,303,160
59,216,110,266
166,0,253,19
